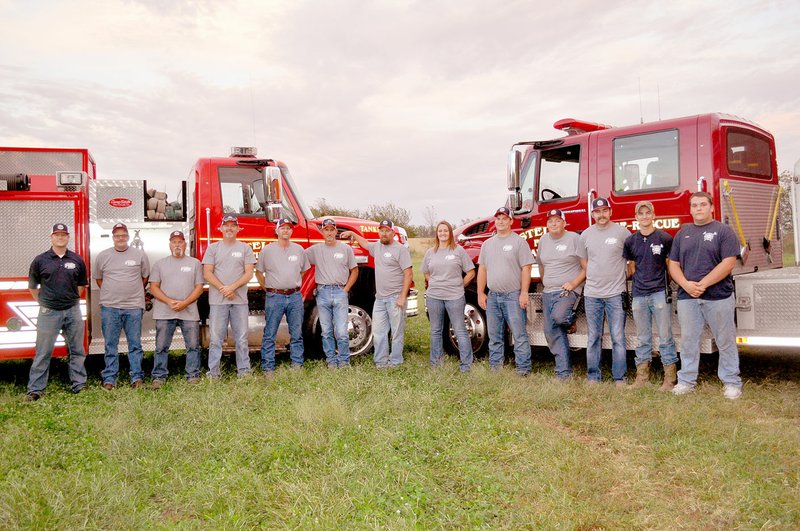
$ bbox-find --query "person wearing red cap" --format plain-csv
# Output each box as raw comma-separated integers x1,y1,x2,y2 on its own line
93,222,150,390
148,230,204,387
24,224,88,401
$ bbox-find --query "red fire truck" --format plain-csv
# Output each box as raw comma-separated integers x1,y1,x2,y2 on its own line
0,146,418,361
452,113,800,355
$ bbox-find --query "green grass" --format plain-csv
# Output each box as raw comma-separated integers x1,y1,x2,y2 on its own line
1,250,799,528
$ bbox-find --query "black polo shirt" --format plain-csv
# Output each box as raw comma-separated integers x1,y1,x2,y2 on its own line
623,229,673,297
28,248,88,310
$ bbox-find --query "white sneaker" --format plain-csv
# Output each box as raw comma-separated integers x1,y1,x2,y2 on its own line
671,382,695,395
723,385,742,400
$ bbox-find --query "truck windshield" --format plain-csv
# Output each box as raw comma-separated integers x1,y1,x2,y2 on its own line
280,167,314,221
517,151,537,214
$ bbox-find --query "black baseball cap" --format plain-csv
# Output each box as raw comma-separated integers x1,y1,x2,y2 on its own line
495,206,513,219
591,198,611,211
169,230,185,240
275,218,296,230
221,215,239,224
379,219,394,229
547,209,566,221
51,223,69,234
321,218,337,228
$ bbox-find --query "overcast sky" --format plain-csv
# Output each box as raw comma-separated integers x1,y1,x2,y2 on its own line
2,0,799,226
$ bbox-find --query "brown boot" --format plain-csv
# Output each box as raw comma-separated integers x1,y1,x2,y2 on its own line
660,363,677,392
630,361,651,389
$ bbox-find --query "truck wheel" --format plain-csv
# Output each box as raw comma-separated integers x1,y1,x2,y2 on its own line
306,302,374,358
442,301,488,358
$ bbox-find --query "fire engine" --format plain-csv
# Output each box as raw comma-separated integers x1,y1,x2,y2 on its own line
0,146,418,361
452,113,800,355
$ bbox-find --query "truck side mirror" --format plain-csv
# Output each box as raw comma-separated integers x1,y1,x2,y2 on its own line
507,149,522,210
263,167,283,222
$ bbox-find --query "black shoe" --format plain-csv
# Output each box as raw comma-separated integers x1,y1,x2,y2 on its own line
72,387,84,394
24,392,42,402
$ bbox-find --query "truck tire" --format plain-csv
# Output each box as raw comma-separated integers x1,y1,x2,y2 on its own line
441,300,488,358
305,301,374,358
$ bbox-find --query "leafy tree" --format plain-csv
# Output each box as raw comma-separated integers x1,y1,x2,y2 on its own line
361,202,412,228
310,198,361,219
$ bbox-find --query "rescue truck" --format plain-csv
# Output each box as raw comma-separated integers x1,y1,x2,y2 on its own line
452,113,800,355
0,146,418,361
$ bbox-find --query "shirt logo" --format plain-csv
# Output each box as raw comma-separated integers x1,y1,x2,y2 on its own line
604,237,619,245
445,254,456,260
502,245,513,252
64,262,76,270
181,266,192,272
703,231,717,242
383,252,393,258
231,252,243,258
288,255,298,262
650,244,663,255
555,244,567,252
125,260,137,266
333,252,344,260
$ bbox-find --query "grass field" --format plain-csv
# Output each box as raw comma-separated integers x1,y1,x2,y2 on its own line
1,250,799,528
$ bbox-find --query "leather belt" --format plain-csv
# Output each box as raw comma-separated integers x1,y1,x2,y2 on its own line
265,288,300,294
318,284,345,289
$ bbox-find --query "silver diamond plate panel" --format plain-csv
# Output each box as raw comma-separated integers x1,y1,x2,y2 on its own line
90,179,146,223
0,200,75,276
0,150,84,174
754,283,800,329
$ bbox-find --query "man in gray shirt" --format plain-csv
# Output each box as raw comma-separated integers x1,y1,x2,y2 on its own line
202,215,256,378
256,218,311,373
149,230,204,388
93,222,150,390
477,207,534,375
580,198,631,386
536,209,587,380
306,218,358,368
341,220,412,367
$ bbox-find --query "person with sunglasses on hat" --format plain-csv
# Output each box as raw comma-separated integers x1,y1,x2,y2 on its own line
305,218,358,369
536,209,587,380
477,207,534,376
24,224,89,401
202,215,257,379
341,219,412,368
580,198,632,387
94,222,151,390
255,218,310,374
148,230,204,388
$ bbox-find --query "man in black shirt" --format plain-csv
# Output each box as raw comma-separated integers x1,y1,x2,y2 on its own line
623,201,676,390
24,224,88,401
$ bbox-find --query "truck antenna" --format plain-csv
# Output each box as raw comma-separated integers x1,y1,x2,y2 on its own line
638,77,644,124
249,74,257,146
657,82,661,120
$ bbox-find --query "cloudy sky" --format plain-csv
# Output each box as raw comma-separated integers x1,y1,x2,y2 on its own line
2,0,799,226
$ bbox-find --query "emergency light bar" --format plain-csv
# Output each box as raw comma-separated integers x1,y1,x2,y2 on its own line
231,146,257,157
553,119,613,135
57,171,86,186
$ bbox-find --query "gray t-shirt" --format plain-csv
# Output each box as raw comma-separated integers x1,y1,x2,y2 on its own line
202,240,256,305
477,233,534,293
537,231,586,294
306,242,357,286
150,255,204,320
93,246,150,309
256,241,310,290
580,222,631,298
367,242,413,298
422,246,474,300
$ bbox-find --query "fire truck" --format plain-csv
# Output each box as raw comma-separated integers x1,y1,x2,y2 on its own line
452,113,800,355
0,146,418,361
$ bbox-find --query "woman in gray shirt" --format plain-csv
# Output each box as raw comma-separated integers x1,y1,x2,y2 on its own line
422,221,476,371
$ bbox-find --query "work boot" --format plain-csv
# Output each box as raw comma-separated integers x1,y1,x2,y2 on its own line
630,361,651,389
660,363,678,392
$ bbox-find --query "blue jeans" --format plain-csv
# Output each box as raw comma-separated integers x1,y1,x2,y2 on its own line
153,319,201,381
428,296,473,372
261,291,304,371
542,290,579,379
632,291,677,366
677,295,741,387
101,306,144,385
584,295,627,382
316,286,350,367
372,295,406,367
208,303,250,377
27,304,87,394
486,290,531,374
